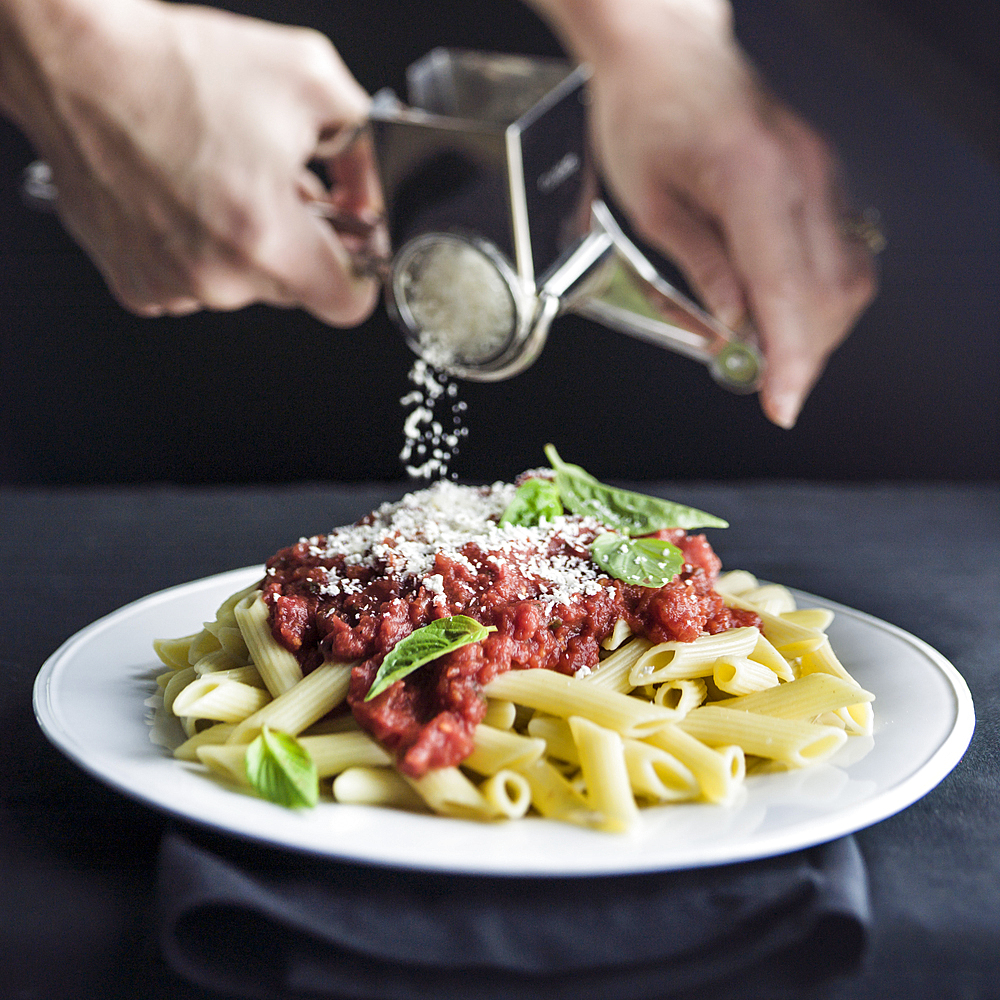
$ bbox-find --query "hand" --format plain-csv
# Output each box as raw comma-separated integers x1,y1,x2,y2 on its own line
0,0,381,325
530,0,877,426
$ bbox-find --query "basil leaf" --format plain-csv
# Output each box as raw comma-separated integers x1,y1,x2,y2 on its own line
244,725,318,808
544,444,728,534
366,615,495,701
500,477,563,527
591,532,685,588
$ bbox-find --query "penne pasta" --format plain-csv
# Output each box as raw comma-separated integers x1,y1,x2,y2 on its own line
585,637,652,693
601,618,634,651
172,676,272,723
196,743,250,787
479,770,532,819
153,634,198,670
485,668,680,737
192,648,246,675
713,570,759,598
781,608,835,632
713,656,780,696
713,673,873,721
406,767,498,820
174,722,237,761
226,662,353,745
162,666,197,716
643,725,745,803
512,758,601,827
191,664,266,687
332,767,427,810
298,731,393,776
748,632,795,682
481,698,517,730
569,716,639,832
738,583,797,615
234,592,303,697
187,628,222,665
723,599,826,658
462,724,546,776
622,739,699,802
629,627,760,686
526,715,579,765
653,678,707,714
677,706,848,767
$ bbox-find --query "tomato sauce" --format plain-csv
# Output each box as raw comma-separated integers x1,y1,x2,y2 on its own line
261,483,757,777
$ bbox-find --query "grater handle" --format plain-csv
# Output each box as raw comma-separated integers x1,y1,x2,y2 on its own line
560,201,764,393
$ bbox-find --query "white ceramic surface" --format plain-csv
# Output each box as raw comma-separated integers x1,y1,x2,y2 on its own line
34,566,975,876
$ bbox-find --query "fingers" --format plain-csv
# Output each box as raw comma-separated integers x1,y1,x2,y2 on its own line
267,190,381,327
86,177,379,327
633,191,748,332
690,111,877,428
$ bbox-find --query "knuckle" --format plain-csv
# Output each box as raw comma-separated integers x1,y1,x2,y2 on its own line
289,28,343,93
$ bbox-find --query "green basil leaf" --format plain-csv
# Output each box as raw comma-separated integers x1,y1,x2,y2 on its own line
544,444,728,534
499,477,563,527
591,532,685,588
244,725,318,808
366,615,495,701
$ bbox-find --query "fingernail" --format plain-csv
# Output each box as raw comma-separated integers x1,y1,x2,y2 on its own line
767,391,800,430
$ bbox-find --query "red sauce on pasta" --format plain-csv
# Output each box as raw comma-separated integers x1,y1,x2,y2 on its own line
261,482,757,777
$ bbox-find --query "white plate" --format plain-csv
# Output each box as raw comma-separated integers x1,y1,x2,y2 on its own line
34,566,974,876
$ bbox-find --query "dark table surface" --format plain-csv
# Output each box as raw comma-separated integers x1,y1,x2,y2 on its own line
2,480,998,1000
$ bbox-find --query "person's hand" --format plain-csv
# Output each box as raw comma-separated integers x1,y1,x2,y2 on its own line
530,0,878,427
0,0,380,325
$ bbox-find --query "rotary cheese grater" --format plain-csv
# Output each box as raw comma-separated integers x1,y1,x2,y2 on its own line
368,48,763,391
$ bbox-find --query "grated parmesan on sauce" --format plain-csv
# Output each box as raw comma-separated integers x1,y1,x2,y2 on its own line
286,479,609,614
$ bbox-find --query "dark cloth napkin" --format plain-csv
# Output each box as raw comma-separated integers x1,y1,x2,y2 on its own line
157,827,869,1000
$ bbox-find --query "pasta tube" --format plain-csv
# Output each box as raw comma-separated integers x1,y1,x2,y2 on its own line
485,668,680,736
677,706,847,766
332,767,427,810
153,634,198,670
406,767,498,820
234,592,303,696
174,723,236,761
515,758,601,828
171,677,272,723
713,673,874,721
462,724,546,776
298,731,393,777
644,725,745,803
585,637,652,693
629,627,760,686
622,740,699,802
713,657,780,696
653,678,707,714
479,770,532,819
569,716,638,832
226,662,353,744
482,698,517,730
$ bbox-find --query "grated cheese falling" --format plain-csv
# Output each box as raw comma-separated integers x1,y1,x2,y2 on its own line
399,360,469,481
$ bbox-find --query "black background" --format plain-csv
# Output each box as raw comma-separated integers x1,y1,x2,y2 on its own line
1,0,997,485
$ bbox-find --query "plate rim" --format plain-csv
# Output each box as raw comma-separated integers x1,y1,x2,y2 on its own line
33,565,976,877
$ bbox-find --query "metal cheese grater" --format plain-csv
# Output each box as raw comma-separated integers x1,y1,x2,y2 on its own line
368,48,764,391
